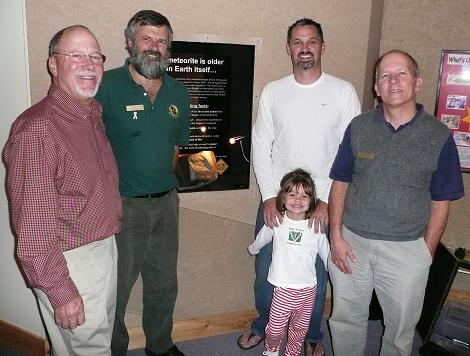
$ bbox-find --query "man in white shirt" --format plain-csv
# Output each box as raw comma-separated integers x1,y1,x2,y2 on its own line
237,18,361,356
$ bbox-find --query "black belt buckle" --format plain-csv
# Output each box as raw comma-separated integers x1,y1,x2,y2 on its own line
133,190,170,199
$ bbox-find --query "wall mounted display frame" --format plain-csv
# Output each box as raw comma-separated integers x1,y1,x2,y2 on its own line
168,41,255,191
435,49,470,172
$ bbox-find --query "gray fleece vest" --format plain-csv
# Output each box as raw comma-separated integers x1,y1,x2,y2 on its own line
343,108,450,241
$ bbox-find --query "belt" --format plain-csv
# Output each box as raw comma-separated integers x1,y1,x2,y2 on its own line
131,190,170,199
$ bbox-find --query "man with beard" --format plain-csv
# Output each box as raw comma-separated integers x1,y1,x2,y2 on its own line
238,18,361,356
4,25,122,355
96,10,189,356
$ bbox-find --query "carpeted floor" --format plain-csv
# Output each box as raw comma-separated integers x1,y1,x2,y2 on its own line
126,320,423,355
0,319,423,355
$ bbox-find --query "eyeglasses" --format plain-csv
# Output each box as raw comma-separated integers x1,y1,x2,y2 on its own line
52,52,107,64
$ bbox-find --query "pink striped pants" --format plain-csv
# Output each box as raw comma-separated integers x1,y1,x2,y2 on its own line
265,286,317,356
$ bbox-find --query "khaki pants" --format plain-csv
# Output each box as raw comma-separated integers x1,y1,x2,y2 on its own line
35,236,117,356
329,227,432,356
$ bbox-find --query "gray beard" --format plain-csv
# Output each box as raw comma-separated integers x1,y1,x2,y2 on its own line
128,47,169,79
297,61,314,70
296,51,315,71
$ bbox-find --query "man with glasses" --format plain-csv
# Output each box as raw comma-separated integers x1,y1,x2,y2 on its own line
96,10,189,356
3,25,121,355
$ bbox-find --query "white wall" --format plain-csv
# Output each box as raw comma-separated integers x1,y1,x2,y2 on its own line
0,0,45,337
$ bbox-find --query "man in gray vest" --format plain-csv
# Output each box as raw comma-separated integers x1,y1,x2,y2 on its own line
328,49,464,356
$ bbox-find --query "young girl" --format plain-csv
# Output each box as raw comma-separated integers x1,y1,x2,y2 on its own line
248,168,330,356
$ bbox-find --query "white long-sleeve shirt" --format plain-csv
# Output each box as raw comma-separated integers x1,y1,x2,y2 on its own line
252,73,361,203
248,216,330,288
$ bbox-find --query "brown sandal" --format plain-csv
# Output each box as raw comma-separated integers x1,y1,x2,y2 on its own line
304,341,325,356
237,331,264,350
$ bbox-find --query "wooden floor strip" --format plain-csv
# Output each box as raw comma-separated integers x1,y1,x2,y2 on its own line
0,319,48,355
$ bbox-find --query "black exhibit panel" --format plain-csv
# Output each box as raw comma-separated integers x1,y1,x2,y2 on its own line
168,41,255,192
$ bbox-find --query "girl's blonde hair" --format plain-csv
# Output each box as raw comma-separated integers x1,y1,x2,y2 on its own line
276,168,317,218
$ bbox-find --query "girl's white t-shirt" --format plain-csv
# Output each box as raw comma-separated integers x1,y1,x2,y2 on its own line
248,216,330,288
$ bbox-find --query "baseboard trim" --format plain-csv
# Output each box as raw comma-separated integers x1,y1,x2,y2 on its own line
128,297,333,350
0,319,48,355
128,309,258,350
448,289,470,304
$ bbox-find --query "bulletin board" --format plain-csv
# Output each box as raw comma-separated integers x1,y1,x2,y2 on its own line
435,49,470,172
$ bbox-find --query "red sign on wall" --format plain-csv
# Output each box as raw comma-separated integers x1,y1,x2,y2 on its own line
435,50,470,172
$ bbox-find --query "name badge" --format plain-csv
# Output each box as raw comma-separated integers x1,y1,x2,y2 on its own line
357,151,375,160
126,104,144,111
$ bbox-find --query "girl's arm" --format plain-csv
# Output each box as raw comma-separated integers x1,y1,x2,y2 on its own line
248,225,274,255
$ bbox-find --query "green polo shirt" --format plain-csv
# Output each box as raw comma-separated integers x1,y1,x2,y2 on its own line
96,63,190,196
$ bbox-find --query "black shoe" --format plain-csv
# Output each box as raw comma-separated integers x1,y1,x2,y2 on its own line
145,344,185,356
